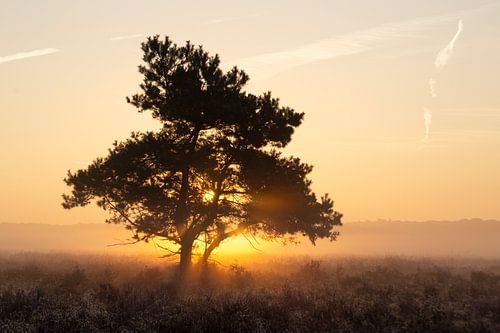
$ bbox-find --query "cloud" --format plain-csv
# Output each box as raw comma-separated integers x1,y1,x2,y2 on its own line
422,19,463,142
423,107,432,142
429,77,437,97
0,48,60,65
110,34,144,41
435,20,463,70
204,17,237,25
204,13,262,25
234,14,456,79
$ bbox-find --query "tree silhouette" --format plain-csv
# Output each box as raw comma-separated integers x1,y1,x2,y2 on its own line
62,36,342,276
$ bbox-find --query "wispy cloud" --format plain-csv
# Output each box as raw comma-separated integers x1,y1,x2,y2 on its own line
204,17,237,25
0,48,60,65
423,19,464,142
423,108,432,143
110,33,143,41
429,77,437,97
235,14,457,79
435,20,463,70
203,13,262,25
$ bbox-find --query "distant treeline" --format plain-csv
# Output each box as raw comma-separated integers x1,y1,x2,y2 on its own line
1,219,500,258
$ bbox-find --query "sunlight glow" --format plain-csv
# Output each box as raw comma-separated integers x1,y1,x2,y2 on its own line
202,190,215,203
213,234,266,257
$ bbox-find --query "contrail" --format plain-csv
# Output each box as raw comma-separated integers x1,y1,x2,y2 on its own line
429,77,437,97
235,14,456,79
423,19,463,141
423,108,432,142
0,48,60,65
435,20,463,70
110,33,143,41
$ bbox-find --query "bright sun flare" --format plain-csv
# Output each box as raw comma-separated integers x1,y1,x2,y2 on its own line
202,190,215,203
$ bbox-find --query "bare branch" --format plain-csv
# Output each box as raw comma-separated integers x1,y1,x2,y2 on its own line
242,233,262,252
221,190,248,195
103,196,140,228
106,238,142,247
153,239,181,255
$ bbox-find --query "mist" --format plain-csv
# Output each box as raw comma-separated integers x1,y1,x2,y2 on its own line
2,219,500,260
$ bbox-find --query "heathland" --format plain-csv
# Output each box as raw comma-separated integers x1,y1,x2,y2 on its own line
1,253,500,332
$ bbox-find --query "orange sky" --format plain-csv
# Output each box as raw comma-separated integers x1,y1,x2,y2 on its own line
1,0,500,227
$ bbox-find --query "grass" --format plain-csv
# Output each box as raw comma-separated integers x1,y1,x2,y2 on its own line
1,253,500,332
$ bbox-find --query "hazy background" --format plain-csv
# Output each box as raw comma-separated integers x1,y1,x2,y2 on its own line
1,220,499,260
1,1,500,257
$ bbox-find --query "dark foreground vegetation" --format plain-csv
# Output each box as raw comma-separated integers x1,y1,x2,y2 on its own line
1,253,500,332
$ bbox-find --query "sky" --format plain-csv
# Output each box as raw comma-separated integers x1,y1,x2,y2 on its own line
1,0,500,226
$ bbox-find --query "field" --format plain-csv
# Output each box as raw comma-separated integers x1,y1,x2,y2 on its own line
1,253,500,332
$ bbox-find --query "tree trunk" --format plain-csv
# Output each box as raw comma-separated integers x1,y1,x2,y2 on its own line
179,241,193,278
201,227,241,265
201,238,221,265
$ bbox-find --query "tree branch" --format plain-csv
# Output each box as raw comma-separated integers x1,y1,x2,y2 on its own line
103,196,140,228
153,239,181,256
242,233,262,252
107,238,142,247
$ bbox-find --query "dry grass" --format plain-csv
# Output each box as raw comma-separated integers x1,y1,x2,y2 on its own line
1,253,500,332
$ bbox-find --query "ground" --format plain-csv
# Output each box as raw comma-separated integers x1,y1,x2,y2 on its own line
1,253,500,332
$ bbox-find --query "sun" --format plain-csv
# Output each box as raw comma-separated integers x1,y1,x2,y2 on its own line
202,190,215,203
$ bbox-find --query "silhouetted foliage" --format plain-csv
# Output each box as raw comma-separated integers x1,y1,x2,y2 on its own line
62,36,342,274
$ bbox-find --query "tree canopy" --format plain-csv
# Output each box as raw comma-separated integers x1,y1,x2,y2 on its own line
62,36,342,274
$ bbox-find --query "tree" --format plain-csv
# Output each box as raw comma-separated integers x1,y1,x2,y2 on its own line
62,36,342,276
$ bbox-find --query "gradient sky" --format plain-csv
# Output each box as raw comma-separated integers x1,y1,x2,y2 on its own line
1,0,500,225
